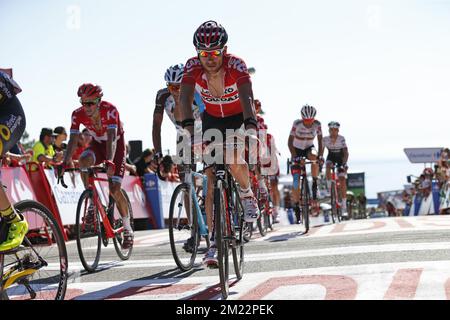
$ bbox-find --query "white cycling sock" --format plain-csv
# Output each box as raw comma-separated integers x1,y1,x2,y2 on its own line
239,186,254,199
341,199,347,209
122,215,133,233
326,180,332,190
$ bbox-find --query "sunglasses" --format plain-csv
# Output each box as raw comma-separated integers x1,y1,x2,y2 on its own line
81,98,100,106
197,48,224,58
167,84,181,92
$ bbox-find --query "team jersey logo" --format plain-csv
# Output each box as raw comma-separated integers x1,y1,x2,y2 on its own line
228,57,248,73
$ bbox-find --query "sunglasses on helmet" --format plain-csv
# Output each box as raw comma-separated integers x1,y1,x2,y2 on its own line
328,122,340,128
197,48,224,58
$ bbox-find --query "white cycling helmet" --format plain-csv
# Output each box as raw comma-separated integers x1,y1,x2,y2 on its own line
301,104,317,119
164,64,184,84
328,121,340,129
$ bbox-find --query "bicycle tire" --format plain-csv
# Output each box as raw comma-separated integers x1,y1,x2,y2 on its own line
330,181,337,224
215,181,229,300
76,189,102,273
168,183,198,272
1,200,68,300
231,188,244,280
256,214,267,237
302,177,310,233
113,189,135,260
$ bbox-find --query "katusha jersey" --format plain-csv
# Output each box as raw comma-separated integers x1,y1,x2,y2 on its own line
181,54,251,118
0,70,22,104
290,119,322,150
323,135,347,153
70,101,124,143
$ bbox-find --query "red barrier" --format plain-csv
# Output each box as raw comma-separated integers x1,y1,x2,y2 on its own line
24,163,68,241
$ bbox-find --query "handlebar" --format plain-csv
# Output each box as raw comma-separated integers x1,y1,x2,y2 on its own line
56,164,108,189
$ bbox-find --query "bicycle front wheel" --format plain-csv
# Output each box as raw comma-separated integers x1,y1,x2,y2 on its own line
76,190,101,273
1,200,68,300
112,189,135,260
231,189,244,281
330,182,337,224
215,181,229,300
169,183,198,272
301,178,310,233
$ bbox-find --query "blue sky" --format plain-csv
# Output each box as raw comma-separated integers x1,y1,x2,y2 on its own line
1,0,449,197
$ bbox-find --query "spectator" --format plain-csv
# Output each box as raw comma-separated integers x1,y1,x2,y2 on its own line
2,143,31,167
133,148,155,177
53,126,68,153
157,155,179,182
72,128,91,162
125,143,137,176
32,128,63,168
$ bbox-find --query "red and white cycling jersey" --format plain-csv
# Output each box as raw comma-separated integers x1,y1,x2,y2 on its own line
70,101,124,143
181,54,251,118
290,119,322,150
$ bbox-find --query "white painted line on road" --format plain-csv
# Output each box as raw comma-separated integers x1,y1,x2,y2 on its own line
62,241,450,271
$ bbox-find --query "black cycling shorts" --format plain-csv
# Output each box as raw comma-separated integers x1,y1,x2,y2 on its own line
202,112,244,142
0,96,26,156
326,152,344,167
294,146,315,158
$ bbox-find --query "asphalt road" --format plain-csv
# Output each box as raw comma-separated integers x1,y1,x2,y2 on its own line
52,211,450,300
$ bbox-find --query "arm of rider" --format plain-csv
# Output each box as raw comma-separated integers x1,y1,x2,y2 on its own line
152,104,164,156
106,127,117,178
180,83,195,136
58,133,80,177
343,147,349,169
288,135,296,160
238,83,257,131
317,133,324,163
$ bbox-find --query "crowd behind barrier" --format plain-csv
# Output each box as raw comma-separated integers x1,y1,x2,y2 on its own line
378,148,450,216
1,125,185,241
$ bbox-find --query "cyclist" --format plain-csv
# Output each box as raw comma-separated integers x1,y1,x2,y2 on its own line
179,20,260,267
320,121,349,215
253,99,269,200
152,64,204,161
288,104,323,220
0,68,28,252
60,83,134,249
152,64,205,252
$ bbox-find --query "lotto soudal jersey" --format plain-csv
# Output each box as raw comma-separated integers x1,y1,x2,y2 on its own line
0,70,22,104
70,101,124,143
323,135,347,153
290,119,322,150
181,53,251,118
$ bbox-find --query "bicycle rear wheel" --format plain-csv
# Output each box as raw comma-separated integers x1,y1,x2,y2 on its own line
76,190,101,273
302,177,310,233
169,183,198,272
215,181,229,299
1,200,68,300
112,190,135,260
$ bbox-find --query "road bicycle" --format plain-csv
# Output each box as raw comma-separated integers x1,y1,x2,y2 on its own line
58,164,134,273
168,165,210,271
288,156,320,233
1,200,68,300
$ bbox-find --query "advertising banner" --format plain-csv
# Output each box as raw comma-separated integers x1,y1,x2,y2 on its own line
347,172,365,197
404,148,442,163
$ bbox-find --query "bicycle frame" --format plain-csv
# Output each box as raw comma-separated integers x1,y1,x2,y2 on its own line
330,165,342,211
86,173,124,239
